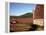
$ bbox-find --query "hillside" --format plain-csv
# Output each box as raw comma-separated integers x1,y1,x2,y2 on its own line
16,13,33,18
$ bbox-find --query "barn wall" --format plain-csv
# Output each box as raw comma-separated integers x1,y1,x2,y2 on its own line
33,4,44,26
16,18,33,23
34,4,44,19
33,19,44,26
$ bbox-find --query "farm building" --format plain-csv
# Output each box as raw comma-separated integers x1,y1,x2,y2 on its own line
33,4,44,30
33,4,44,26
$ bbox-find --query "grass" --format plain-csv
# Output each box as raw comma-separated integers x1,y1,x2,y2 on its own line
16,23,33,26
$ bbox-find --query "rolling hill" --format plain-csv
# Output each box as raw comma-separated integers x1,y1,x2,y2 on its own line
15,13,33,18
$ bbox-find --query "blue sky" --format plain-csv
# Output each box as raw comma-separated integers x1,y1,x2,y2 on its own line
10,3,36,16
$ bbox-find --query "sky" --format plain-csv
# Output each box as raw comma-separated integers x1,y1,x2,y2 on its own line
10,3,36,16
